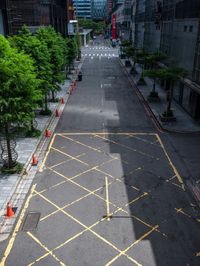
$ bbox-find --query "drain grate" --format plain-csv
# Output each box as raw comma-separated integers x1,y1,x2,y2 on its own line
21,212,41,231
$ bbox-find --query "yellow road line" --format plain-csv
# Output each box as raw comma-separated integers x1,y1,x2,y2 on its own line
40,184,110,222
0,184,36,266
27,232,66,266
59,135,100,152
175,208,191,218
51,147,89,166
106,226,159,266
156,134,185,190
105,176,111,221
57,133,157,136
39,134,56,173
33,190,140,264
49,153,85,168
94,134,160,161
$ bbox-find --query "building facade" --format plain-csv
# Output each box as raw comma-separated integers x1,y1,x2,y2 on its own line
0,0,67,36
92,0,107,20
73,0,92,19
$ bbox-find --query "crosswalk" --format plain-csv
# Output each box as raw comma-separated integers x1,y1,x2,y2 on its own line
82,53,119,58
82,45,119,59
86,46,115,50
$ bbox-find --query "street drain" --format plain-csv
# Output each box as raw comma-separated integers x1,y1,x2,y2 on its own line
21,212,41,231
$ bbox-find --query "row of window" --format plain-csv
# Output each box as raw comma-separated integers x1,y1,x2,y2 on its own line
184,25,193,32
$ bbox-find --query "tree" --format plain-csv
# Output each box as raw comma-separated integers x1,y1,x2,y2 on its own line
161,67,188,116
78,19,106,35
145,67,187,116
36,26,66,102
0,35,41,169
146,51,167,69
9,26,53,114
65,38,78,73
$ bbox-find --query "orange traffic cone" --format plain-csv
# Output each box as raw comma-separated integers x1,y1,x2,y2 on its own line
32,154,38,166
55,109,60,117
6,202,14,218
61,97,64,104
45,129,51,137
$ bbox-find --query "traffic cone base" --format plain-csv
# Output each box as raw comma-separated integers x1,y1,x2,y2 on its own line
55,109,60,117
6,202,15,218
45,129,51,138
61,97,64,104
32,154,38,166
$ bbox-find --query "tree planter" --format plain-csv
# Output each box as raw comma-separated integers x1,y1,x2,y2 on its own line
159,110,176,122
137,77,146,86
147,91,160,102
130,66,137,75
125,60,131,67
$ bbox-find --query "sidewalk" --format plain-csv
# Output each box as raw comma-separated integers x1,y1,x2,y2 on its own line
0,61,82,241
120,59,200,133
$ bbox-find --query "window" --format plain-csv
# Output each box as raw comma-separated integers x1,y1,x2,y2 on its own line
189,25,193,32
184,25,187,32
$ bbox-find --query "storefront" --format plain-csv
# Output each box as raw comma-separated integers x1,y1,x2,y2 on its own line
173,80,200,120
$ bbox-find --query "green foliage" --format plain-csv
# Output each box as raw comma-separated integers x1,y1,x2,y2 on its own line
1,162,24,174
146,51,167,65
144,67,188,81
36,26,66,90
65,37,78,65
0,35,40,127
121,40,132,47
124,46,135,59
9,26,53,99
78,19,106,34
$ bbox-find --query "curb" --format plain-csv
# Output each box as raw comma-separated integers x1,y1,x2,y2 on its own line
0,64,82,241
119,59,200,135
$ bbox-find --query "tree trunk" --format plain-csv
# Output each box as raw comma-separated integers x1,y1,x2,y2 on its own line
51,90,55,102
167,81,174,114
44,94,48,112
5,122,13,168
152,78,156,93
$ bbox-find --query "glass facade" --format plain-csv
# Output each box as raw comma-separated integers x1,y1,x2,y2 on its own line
92,0,107,20
73,0,92,19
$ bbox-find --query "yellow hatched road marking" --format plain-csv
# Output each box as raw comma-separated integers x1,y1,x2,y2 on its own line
155,134,185,190
33,190,141,264
105,176,111,221
49,153,85,169
94,134,160,161
27,232,66,266
0,184,37,266
106,226,159,265
39,134,56,172
57,133,156,135
51,147,89,166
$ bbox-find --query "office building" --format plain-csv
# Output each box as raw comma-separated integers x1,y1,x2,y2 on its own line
0,0,67,36
92,0,107,20
73,0,92,19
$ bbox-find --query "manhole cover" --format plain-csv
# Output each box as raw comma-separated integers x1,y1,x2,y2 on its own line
21,212,41,231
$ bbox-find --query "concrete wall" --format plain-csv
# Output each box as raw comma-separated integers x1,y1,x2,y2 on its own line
0,10,5,35
171,19,198,75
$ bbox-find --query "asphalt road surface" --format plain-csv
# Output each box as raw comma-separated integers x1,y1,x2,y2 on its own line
0,37,199,266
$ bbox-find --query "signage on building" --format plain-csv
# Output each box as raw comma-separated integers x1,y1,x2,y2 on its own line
112,14,116,39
